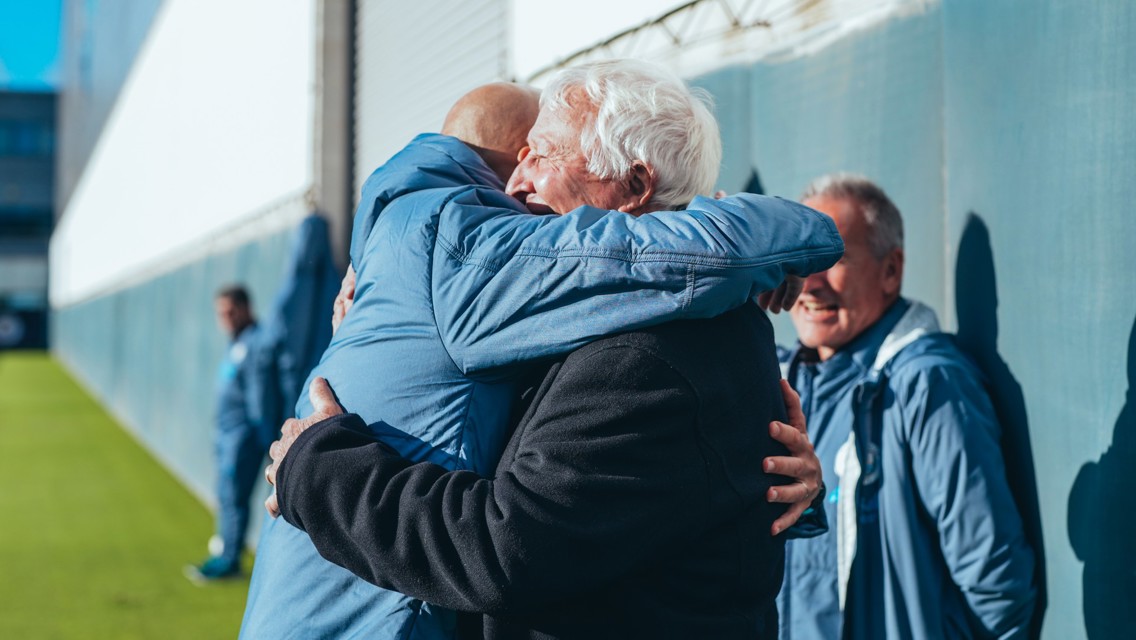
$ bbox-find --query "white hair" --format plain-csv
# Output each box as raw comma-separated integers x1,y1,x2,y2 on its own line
542,59,722,210
801,173,904,258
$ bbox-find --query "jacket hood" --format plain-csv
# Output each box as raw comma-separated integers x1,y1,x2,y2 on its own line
871,300,941,374
350,134,503,268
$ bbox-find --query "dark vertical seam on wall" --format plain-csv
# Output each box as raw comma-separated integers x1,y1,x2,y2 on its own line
937,0,952,329
343,0,358,269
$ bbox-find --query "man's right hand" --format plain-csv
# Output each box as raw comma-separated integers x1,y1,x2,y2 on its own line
331,264,357,335
265,377,345,517
764,379,822,535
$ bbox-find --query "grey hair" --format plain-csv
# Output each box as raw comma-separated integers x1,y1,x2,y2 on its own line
801,173,904,258
542,59,721,209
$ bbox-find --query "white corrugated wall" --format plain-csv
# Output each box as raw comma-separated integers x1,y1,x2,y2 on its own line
49,0,317,307
353,0,510,194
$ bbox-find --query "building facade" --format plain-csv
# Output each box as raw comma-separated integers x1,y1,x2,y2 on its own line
0,90,55,349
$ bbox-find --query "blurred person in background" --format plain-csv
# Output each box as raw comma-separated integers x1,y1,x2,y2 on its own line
185,216,339,584
185,285,269,582
249,60,840,639
776,174,1035,639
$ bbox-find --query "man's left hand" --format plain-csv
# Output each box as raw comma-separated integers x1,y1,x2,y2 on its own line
264,377,345,517
764,379,822,535
757,275,803,314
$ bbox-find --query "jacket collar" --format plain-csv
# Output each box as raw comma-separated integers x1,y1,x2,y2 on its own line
870,300,941,374
232,321,258,345
421,133,504,191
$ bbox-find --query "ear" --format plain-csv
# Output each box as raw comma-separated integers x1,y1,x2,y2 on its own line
618,161,657,215
882,248,905,297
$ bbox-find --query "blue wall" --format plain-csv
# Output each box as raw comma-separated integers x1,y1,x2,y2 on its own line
942,2,1136,638
694,4,947,340
694,1,1136,638
53,226,295,523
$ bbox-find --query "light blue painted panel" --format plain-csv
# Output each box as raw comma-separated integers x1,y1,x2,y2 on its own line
696,5,947,341
690,65,754,197
942,2,1136,638
52,226,296,524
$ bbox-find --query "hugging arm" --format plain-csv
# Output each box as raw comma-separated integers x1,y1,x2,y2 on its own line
432,188,844,374
274,348,725,613
345,134,842,375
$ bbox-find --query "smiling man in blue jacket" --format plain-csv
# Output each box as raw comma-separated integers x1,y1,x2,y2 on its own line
777,174,1036,639
244,61,842,639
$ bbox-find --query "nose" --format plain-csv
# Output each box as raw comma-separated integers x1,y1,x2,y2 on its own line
505,146,534,198
801,269,831,295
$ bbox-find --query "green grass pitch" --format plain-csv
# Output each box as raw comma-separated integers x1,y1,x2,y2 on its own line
0,352,251,638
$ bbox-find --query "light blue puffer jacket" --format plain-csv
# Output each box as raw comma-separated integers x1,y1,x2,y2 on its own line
778,300,1036,640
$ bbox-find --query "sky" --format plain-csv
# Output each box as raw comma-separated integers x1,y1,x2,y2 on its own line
0,0,669,89
511,0,667,81
0,0,62,90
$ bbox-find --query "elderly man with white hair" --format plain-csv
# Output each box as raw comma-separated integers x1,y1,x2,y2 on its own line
247,59,842,639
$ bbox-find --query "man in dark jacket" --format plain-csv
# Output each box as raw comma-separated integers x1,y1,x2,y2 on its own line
272,304,807,639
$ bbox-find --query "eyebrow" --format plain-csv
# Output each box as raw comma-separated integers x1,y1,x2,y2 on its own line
528,133,551,152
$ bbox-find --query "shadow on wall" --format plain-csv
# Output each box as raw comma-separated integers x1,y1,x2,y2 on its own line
743,167,765,196
1068,314,1136,638
954,213,1047,639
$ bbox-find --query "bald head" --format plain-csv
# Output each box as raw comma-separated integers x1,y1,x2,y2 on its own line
442,82,541,183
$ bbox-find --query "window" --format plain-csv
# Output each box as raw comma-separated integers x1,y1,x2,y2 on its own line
0,120,54,157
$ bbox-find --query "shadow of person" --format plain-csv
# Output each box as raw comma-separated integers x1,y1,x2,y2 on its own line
1068,314,1136,638
743,167,765,195
955,213,1047,638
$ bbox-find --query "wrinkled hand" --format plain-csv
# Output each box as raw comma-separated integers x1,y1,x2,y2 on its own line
764,379,822,535
264,377,345,517
331,264,357,335
757,275,803,314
